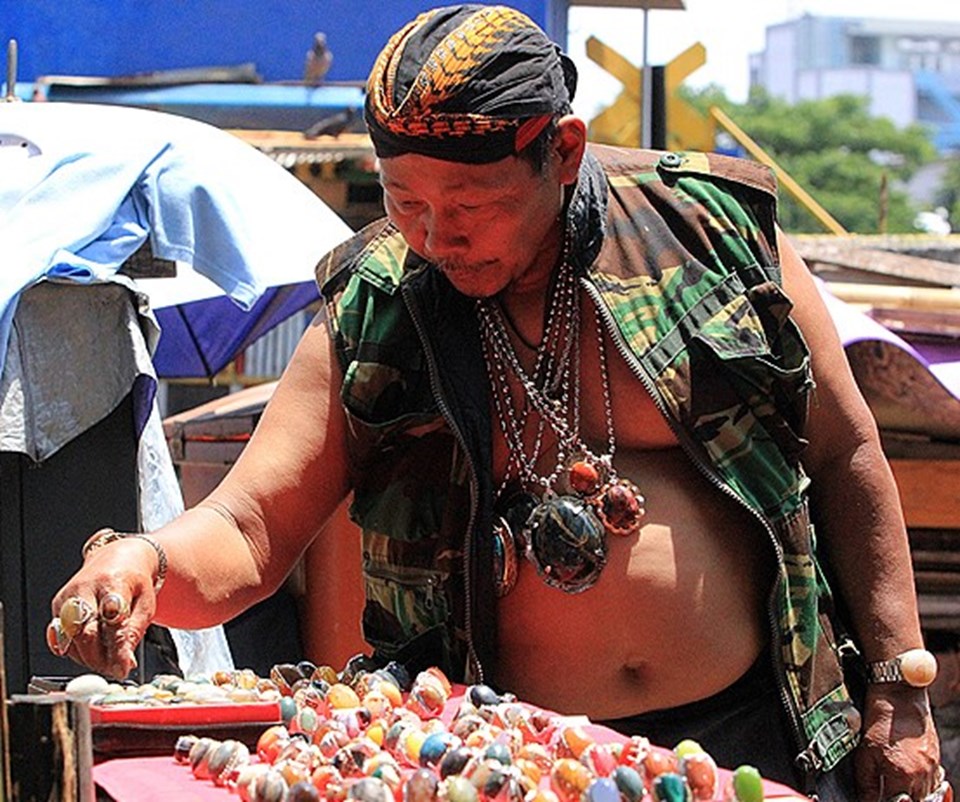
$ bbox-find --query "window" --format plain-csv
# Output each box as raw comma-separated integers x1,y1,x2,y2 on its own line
850,35,880,66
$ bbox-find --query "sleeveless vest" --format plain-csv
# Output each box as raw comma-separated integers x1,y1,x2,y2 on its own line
316,145,860,774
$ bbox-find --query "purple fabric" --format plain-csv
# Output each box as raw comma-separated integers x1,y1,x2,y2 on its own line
818,279,960,403
151,281,319,378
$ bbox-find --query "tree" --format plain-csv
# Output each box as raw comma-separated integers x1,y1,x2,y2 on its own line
682,86,938,234
934,156,960,229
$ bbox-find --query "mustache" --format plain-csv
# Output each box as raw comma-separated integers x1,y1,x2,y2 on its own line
434,258,494,275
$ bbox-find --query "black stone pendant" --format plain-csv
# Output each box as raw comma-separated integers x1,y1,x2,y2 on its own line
492,491,539,597
523,494,607,594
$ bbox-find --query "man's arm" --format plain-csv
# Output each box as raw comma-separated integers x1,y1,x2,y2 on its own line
53,313,351,676
778,230,941,799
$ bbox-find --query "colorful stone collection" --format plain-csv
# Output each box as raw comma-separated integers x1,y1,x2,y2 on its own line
170,660,770,802
67,667,281,706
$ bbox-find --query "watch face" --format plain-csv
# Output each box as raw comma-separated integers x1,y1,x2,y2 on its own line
868,649,938,688
900,649,938,688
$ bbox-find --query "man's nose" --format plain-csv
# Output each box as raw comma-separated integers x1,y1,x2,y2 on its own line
423,209,469,259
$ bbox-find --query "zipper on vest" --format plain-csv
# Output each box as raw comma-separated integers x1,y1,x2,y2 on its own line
362,558,441,606
401,282,484,684
580,277,808,762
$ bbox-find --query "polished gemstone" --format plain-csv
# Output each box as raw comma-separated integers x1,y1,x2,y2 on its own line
598,480,644,537
525,495,607,593
651,772,692,802
569,460,601,494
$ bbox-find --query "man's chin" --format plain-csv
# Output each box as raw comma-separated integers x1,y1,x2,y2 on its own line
439,268,500,299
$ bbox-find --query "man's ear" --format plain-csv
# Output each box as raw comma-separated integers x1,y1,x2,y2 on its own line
554,115,587,185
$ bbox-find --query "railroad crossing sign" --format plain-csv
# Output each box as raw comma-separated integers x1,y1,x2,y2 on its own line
586,38,714,151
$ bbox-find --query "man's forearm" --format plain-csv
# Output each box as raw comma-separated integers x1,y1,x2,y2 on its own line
151,503,276,630
811,437,924,661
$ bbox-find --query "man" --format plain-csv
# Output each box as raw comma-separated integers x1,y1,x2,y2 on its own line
51,5,941,799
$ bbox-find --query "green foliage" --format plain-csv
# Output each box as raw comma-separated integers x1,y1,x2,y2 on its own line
934,157,960,228
680,86,938,234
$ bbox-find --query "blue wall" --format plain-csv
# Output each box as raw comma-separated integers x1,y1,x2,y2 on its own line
2,1,549,85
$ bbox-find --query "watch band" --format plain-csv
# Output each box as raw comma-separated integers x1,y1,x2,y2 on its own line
865,648,938,688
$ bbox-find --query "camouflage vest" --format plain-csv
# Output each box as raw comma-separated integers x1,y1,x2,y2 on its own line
317,145,860,774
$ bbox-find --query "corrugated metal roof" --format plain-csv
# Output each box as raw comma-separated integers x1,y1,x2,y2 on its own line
568,0,684,8
227,130,375,167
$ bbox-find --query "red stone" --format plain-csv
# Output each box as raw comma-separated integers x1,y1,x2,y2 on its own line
599,481,644,536
568,460,601,495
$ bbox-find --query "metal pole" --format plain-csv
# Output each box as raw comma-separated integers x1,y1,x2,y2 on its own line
4,39,17,102
641,5,652,148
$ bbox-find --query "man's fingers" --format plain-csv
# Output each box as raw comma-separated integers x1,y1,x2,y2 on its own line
50,585,155,680
98,590,154,679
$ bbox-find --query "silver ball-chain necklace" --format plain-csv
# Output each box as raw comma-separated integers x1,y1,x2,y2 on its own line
477,232,645,596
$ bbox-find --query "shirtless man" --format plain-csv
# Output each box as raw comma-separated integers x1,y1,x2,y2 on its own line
51,5,940,800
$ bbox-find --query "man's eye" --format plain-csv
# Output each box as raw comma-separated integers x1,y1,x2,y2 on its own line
392,198,422,213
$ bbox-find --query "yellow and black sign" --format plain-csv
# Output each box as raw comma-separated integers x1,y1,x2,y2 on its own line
586,38,714,152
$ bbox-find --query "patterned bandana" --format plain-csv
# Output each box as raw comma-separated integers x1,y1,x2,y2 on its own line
364,4,578,163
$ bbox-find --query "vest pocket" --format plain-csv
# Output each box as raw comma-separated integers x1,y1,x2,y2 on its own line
360,556,449,659
690,280,813,462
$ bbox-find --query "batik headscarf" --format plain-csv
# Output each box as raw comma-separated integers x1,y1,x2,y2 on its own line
364,4,578,163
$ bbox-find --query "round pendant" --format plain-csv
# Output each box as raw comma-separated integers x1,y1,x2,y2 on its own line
524,495,607,594
568,459,602,495
492,520,519,598
492,491,539,597
595,479,645,537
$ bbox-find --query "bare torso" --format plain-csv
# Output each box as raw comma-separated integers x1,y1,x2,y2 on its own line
491,290,774,719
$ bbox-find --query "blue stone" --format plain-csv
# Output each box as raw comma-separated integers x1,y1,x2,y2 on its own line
586,777,621,802
651,773,691,802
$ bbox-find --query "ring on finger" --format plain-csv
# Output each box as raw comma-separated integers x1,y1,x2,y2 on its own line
922,766,951,802
45,617,71,657
59,595,95,639
98,592,131,625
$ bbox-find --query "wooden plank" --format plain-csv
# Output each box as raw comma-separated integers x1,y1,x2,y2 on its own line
882,433,960,461
912,550,960,568
795,240,960,287
915,572,960,592
890,459,960,529
7,695,94,801
824,282,960,312
870,307,960,339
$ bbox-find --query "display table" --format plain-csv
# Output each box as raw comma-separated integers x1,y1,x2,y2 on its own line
93,754,809,801
89,687,811,801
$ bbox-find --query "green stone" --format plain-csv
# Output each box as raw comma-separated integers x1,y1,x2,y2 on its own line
731,765,764,802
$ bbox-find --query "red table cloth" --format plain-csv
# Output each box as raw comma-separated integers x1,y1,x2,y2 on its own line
92,686,811,801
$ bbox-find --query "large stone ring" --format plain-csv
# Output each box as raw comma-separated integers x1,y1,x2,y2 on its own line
98,592,131,625
45,617,71,657
59,596,95,639
922,766,951,802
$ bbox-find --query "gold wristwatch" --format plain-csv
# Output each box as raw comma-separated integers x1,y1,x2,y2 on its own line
865,648,938,688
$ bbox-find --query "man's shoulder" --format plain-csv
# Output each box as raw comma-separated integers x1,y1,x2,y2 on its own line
315,218,410,296
587,144,777,198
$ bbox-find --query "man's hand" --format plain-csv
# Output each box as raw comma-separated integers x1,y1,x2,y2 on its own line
49,537,159,679
854,684,942,801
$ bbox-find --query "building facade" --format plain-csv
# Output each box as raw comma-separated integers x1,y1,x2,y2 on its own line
749,15,960,153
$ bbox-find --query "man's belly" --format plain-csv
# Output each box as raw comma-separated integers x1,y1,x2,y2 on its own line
493,447,776,720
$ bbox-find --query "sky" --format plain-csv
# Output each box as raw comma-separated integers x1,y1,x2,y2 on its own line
567,0,960,117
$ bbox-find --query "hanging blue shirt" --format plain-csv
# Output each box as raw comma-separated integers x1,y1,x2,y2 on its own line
0,101,351,378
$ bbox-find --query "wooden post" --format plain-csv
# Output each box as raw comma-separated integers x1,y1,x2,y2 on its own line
878,172,889,235
0,603,10,802
7,695,94,802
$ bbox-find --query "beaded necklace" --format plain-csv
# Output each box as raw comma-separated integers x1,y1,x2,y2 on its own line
477,237,645,596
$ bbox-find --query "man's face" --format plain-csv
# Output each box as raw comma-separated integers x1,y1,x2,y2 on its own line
379,150,566,299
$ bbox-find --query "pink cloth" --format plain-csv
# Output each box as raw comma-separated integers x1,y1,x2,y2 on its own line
93,689,810,801
94,754,809,801
95,755,231,801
